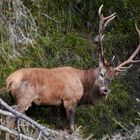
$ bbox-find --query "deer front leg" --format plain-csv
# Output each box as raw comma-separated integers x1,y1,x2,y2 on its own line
66,106,75,133
64,101,76,134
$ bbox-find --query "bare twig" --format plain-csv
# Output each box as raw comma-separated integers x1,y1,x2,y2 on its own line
36,131,42,140
0,125,35,140
42,13,61,23
112,118,132,135
0,0,37,58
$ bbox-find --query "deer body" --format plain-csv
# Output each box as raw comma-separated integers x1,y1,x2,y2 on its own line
6,63,114,132
6,66,106,132
7,66,110,106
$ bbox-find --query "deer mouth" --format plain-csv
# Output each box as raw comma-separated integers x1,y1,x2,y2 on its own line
101,92,108,96
99,88,108,96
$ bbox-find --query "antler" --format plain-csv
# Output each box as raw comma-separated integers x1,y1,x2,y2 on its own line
114,24,140,72
98,4,116,61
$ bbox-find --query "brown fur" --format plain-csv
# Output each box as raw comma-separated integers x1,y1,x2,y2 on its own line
4,65,114,132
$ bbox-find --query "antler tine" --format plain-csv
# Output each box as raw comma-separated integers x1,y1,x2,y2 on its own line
98,5,116,35
114,25,140,72
104,14,116,28
98,5,116,60
98,4,103,16
135,23,140,37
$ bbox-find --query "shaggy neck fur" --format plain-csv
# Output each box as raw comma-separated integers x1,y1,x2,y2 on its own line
79,68,104,105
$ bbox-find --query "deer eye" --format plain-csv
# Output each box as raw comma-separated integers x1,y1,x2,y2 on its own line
100,73,104,77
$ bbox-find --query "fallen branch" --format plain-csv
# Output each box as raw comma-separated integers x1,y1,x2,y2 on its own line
0,98,74,140
0,98,50,137
0,109,14,117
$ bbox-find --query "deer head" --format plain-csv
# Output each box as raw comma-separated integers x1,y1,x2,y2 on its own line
95,5,140,96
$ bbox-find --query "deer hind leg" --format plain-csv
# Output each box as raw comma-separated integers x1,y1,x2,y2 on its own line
5,98,32,140
5,95,35,139
13,82,37,113
13,98,32,113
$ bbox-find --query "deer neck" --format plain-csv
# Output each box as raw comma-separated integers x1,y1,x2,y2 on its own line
79,68,102,105
81,69,97,89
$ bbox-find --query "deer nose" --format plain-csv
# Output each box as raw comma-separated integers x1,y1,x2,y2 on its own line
101,87,108,95
103,88,108,93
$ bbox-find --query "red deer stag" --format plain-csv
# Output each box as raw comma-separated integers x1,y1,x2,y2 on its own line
1,5,140,133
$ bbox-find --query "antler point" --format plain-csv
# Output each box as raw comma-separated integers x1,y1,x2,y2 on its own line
98,4,104,16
